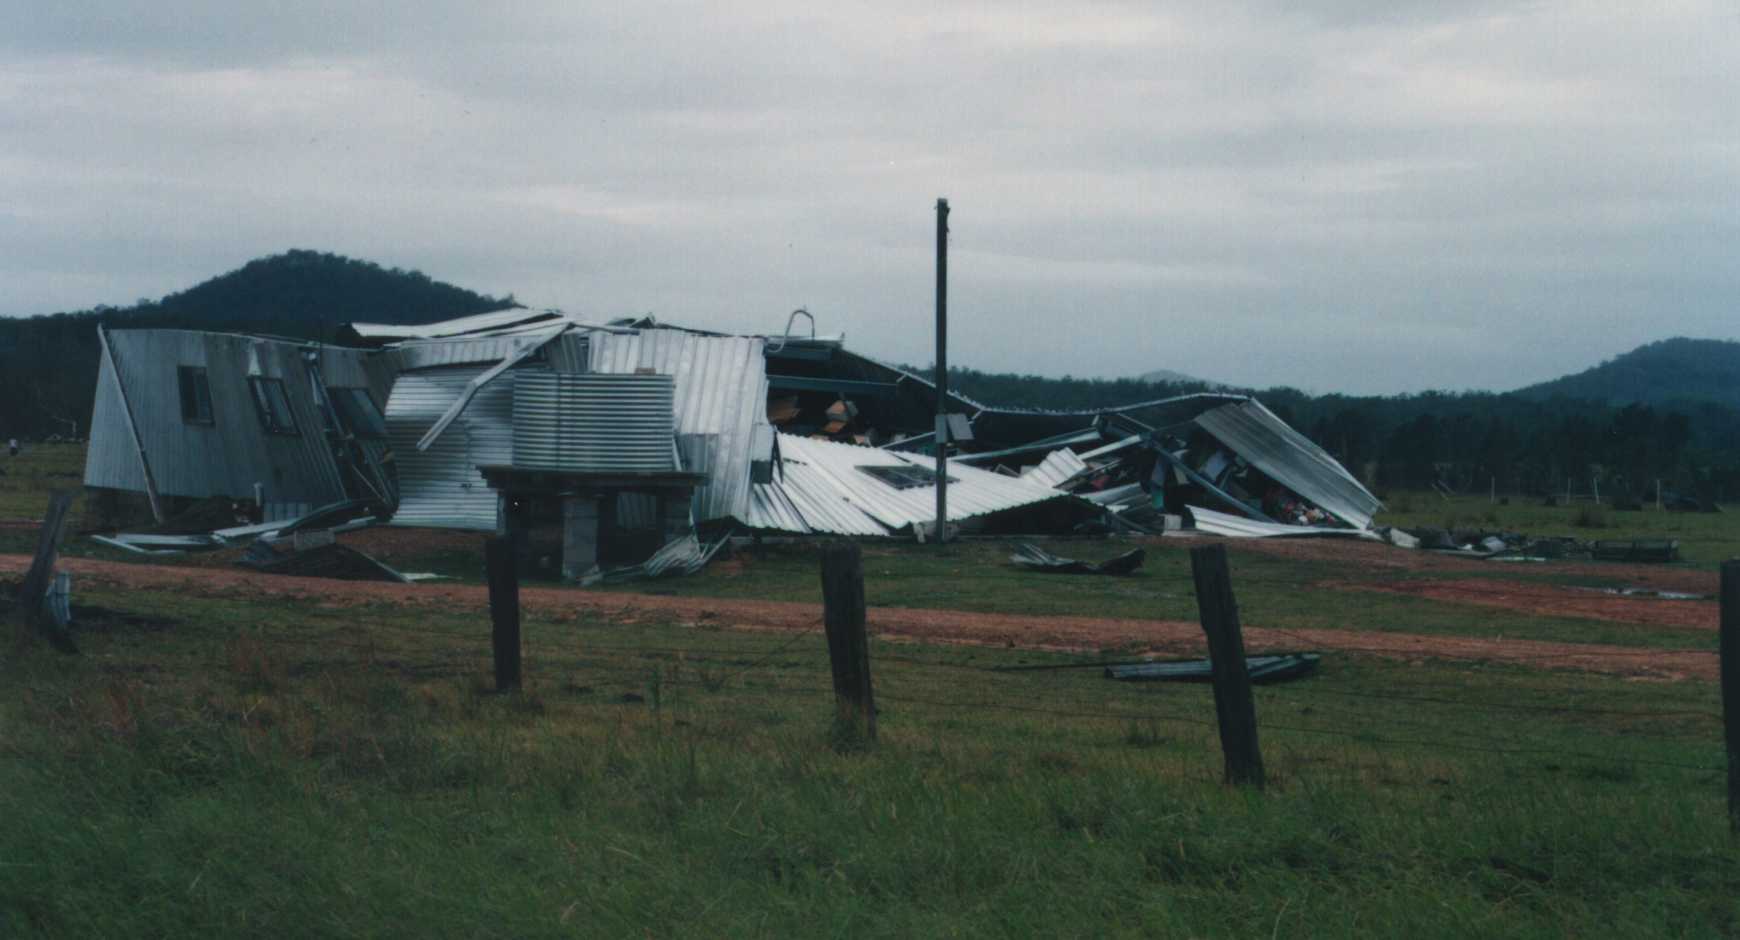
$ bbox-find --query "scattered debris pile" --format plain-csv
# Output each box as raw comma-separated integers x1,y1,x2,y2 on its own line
1397,527,1683,564
238,534,408,583
1009,543,1145,575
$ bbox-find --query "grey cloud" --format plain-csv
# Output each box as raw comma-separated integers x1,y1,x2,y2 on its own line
0,1,1734,394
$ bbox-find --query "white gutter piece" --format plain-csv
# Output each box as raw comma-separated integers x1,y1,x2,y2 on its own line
415,324,568,452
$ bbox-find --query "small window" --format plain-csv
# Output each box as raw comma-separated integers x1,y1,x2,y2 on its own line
857,464,957,490
329,387,387,439
248,377,299,435
177,366,213,425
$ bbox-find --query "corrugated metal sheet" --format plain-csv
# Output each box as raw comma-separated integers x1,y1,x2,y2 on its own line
588,330,769,525
1193,400,1383,530
386,367,515,530
746,479,814,534
755,447,889,536
351,308,563,340
1022,448,1089,488
512,371,676,473
1188,505,1382,540
83,330,355,507
746,433,1076,536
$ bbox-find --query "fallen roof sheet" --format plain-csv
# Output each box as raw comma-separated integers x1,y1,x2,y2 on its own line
1020,448,1090,489
1193,399,1383,530
746,433,1078,536
1106,654,1321,684
1009,543,1145,575
581,532,730,585
1188,505,1382,540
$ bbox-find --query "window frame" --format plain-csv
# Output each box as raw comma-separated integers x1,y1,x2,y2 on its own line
856,464,957,490
328,387,388,440
177,366,214,425
247,376,300,436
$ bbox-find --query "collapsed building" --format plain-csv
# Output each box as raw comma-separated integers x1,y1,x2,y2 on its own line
82,308,1384,579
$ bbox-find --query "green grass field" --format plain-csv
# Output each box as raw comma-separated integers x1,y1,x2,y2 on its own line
0,443,86,521
4,446,1739,935
3,578,1735,937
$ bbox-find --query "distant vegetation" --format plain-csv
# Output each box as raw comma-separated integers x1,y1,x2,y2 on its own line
1513,338,1740,409
944,364,1740,502
0,250,513,440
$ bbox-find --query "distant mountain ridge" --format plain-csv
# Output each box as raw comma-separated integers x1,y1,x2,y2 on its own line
102,249,516,334
1511,337,1740,409
0,250,516,439
1137,368,1224,389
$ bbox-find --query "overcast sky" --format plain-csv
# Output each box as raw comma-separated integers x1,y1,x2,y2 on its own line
1,2,1734,394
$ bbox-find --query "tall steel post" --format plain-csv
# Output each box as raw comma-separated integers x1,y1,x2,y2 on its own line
934,198,950,543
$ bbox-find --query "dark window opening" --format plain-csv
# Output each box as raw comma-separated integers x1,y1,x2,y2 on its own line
177,366,213,425
329,387,387,439
248,377,299,436
857,464,956,490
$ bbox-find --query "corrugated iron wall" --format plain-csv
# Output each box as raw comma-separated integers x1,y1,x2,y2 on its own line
83,340,148,493
588,330,768,524
511,371,676,473
82,330,354,507
386,367,517,530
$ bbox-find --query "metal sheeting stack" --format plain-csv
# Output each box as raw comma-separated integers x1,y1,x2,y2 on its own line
511,371,677,473
588,330,769,525
386,367,516,530
1193,399,1383,530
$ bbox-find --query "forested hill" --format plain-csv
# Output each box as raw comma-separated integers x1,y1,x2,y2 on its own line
1510,338,1740,409
0,251,514,439
75,249,514,337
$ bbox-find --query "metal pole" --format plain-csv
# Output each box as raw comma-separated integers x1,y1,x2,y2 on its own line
934,198,949,543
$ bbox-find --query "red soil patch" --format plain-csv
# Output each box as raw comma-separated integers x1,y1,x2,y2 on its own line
3,553,1714,683
1337,578,1718,631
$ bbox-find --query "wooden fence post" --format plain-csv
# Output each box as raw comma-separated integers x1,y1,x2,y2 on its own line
1721,560,1740,831
820,542,875,741
12,491,75,650
485,536,522,691
1190,543,1265,788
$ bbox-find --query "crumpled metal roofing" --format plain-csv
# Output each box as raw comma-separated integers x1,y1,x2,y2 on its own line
588,329,769,525
1188,505,1381,541
1021,448,1089,489
746,433,1076,536
351,308,563,340
1193,400,1383,530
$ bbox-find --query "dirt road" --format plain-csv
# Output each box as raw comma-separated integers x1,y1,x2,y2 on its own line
3,553,1715,682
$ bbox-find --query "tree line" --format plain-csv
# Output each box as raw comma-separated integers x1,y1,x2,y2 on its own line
945,367,1740,502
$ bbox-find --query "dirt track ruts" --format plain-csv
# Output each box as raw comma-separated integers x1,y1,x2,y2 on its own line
1,554,1715,682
